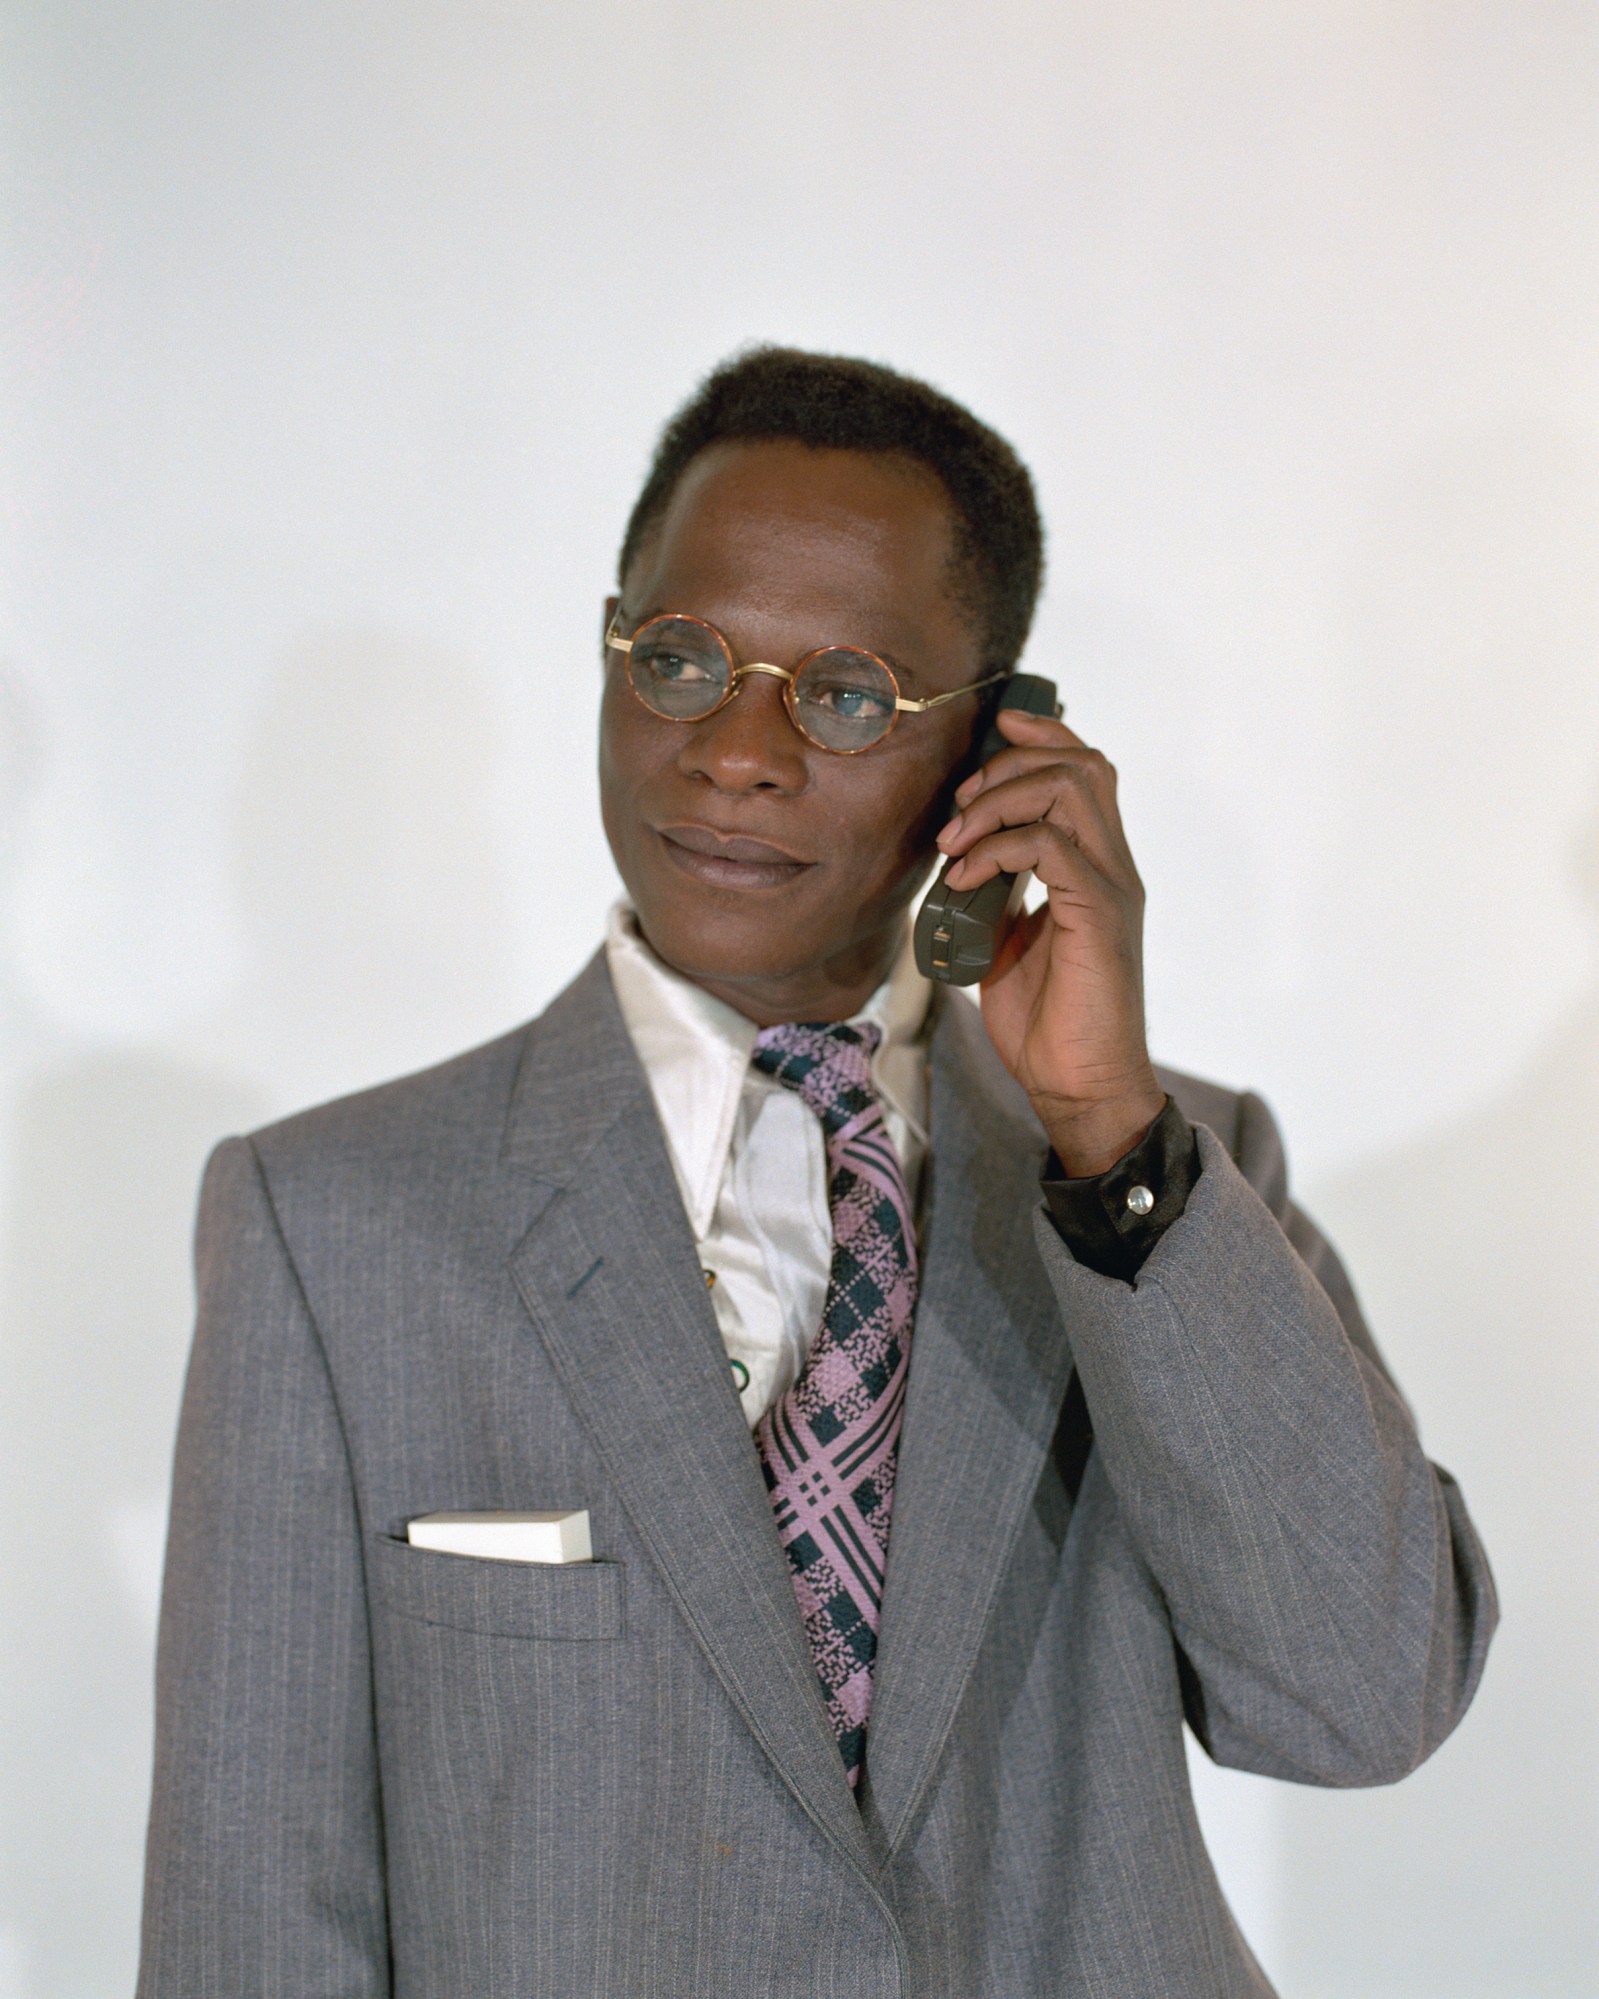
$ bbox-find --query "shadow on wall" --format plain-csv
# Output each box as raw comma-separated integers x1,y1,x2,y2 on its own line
0,632,524,1998
1276,794,1599,1999
1267,419,1599,1999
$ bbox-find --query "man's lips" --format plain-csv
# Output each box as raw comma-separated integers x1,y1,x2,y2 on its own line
654,823,814,890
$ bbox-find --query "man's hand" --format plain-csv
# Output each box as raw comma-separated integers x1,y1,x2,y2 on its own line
935,707,1166,1176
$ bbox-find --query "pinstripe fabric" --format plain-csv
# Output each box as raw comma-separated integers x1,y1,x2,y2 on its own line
137,953,1497,1998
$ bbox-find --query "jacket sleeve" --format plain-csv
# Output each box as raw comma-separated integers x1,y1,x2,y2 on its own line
1034,1094,1498,1788
138,1138,390,1996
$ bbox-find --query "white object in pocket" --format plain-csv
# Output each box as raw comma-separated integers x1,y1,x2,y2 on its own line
406,1510,592,1564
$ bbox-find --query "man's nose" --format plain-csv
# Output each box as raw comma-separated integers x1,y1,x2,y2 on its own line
678,670,810,793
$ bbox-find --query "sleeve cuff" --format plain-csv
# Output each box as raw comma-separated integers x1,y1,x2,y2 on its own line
1040,1095,1201,1282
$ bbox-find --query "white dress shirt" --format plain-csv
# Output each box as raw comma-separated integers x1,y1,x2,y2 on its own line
605,902,932,1427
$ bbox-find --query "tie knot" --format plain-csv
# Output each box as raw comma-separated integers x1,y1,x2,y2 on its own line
751,1020,884,1138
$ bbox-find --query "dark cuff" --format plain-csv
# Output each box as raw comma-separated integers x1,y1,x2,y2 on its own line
1040,1096,1201,1282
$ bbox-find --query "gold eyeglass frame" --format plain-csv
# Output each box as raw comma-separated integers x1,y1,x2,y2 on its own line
605,609,1007,756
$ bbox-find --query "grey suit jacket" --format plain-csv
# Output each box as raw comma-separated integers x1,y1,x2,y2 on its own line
138,954,1496,1998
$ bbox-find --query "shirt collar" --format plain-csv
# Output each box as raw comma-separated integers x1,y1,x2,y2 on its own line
604,900,932,1239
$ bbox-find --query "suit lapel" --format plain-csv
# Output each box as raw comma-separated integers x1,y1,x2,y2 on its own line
503,956,877,1877
863,989,1078,1852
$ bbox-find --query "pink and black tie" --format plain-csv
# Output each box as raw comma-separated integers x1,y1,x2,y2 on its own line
750,1020,918,1788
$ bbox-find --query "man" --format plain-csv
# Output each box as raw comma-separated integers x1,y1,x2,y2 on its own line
138,349,1496,1997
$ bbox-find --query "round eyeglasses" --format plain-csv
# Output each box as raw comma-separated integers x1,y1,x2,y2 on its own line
605,610,1007,755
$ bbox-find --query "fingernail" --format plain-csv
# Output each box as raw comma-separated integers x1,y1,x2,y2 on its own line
954,774,981,804
937,815,962,849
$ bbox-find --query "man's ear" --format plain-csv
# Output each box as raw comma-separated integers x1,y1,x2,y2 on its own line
600,594,620,665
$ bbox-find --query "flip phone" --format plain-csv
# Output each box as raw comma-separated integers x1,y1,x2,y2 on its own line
913,672,1062,985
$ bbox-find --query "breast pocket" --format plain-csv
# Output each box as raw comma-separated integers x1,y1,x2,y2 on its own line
370,1533,626,1641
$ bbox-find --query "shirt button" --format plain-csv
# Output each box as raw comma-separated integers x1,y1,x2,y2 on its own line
1126,1184,1155,1216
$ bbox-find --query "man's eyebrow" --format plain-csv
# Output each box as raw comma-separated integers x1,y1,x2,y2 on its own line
862,642,933,692
876,652,930,694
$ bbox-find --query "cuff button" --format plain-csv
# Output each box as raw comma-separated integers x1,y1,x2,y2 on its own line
1125,1184,1155,1216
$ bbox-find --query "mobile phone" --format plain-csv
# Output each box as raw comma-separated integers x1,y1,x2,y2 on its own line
913,672,1062,985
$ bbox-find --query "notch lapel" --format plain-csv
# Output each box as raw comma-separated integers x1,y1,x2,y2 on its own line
503,956,877,1877
863,990,1079,1851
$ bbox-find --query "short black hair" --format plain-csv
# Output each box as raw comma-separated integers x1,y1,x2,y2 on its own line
619,347,1045,671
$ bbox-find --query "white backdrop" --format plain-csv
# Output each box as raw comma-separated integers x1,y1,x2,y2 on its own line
3,3,1596,1994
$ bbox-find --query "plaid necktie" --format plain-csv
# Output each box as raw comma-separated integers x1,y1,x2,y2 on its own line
750,1020,918,1788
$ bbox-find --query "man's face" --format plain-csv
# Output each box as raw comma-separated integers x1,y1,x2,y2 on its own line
598,439,988,1022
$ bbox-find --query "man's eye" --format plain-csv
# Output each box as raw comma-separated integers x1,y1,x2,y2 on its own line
820,685,893,719
639,648,714,683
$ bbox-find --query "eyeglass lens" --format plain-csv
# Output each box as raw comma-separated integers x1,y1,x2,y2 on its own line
626,617,732,719
624,616,900,752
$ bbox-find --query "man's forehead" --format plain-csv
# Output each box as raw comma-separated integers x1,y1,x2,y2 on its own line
626,439,967,642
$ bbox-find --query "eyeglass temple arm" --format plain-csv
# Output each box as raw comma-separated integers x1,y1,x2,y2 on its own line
895,669,1010,713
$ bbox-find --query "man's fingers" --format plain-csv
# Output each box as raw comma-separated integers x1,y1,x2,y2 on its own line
953,745,1094,807
993,706,1084,751
950,708,1085,796
986,706,1106,770
939,763,1134,887
943,819,1122,901
955,724,1117,805
944,761,1117,844
955,727,1119,819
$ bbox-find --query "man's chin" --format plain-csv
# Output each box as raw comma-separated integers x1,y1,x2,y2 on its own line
620,837,923,1013
632,892,825,993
